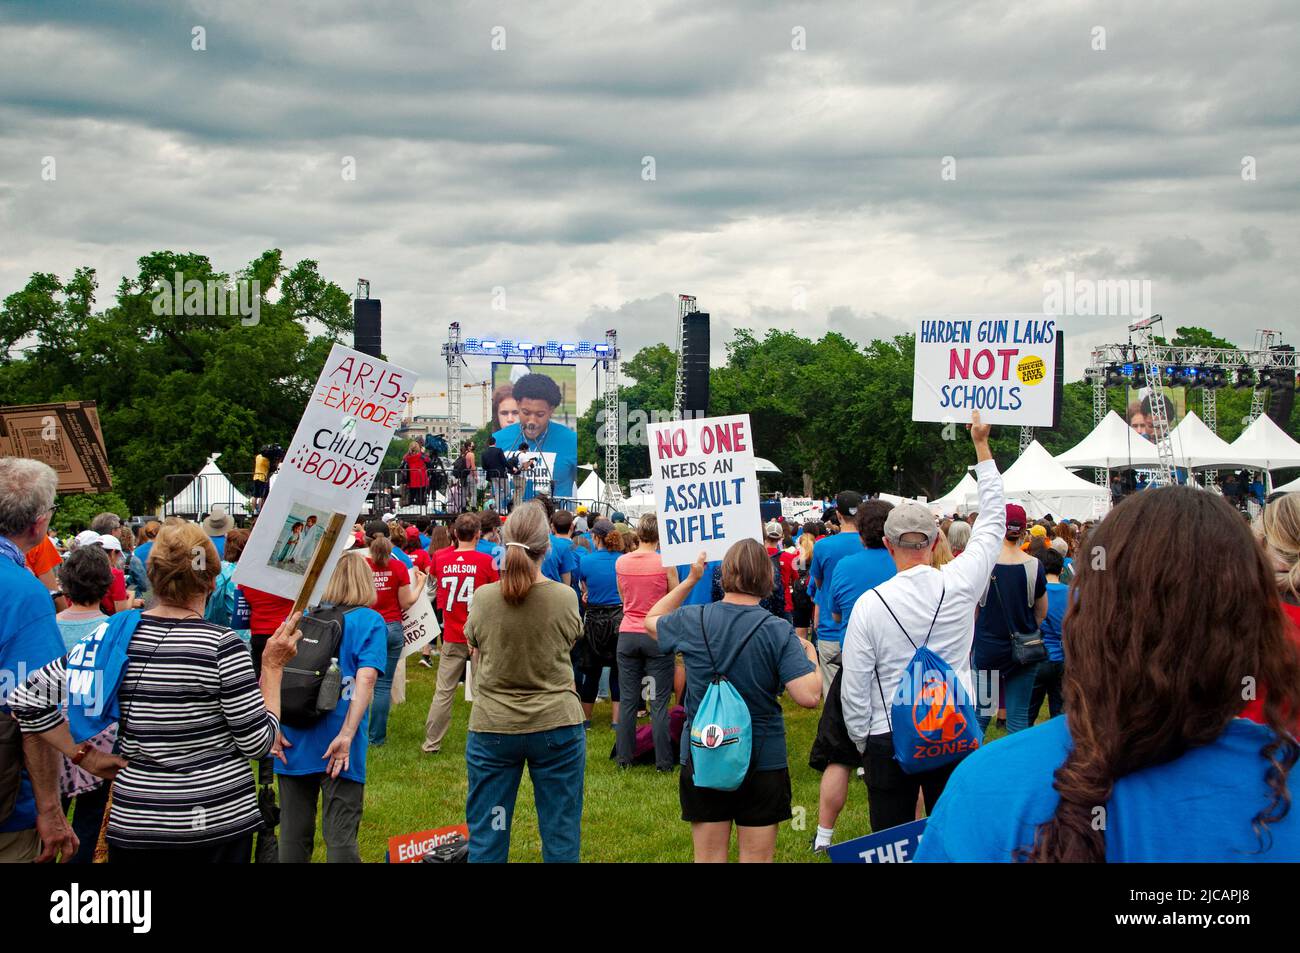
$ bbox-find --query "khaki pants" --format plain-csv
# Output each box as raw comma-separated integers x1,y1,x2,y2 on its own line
422,641,472,752
818,639,841,699
0,827,40,863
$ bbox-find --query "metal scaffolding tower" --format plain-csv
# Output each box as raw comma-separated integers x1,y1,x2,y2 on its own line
1019,426,1035,454
602,328,621,507
442,322,465,432
1132,317,1177,487
1092,379,1110,487
673,295,697,418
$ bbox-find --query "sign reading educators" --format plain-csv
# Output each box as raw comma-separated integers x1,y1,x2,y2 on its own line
647,413,762,566
912,315,1062,427
235,344,417,605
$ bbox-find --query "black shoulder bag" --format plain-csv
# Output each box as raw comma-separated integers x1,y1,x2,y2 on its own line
992,562,1046,666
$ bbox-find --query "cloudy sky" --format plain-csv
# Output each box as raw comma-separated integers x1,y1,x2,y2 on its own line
2,0,1297,424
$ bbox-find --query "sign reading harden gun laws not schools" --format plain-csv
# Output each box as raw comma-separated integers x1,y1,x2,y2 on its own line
234,344,417,605
648,414,762,566
912,315,1061,427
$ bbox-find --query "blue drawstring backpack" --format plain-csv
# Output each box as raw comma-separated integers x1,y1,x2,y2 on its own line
689,605,769,791
872,585,981,775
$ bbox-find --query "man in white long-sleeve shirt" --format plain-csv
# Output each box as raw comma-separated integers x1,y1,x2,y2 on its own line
840,411,1004,832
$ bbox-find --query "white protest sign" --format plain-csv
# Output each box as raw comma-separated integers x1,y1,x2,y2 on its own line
912,315,1060,427
781,497,820,522
234,343,417,605
647,413,762,566
400,591,440,660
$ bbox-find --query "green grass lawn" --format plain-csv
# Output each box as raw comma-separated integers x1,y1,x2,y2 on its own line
307,655,1016,862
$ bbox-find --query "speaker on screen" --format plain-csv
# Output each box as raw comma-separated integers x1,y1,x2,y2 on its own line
354,299,382,358
682,311,711,415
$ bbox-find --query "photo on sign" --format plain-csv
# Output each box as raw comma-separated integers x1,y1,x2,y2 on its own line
267,503,340,576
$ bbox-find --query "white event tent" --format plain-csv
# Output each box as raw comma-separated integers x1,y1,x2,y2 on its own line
1002,440,1110,520
930,471,979,514
164,454,250,517
1054,411,1161,470
1226,414,1300,472
1160,411,1236,470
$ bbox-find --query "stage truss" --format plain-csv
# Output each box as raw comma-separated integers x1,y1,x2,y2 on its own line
1083,324,1298,487
441,324,622,507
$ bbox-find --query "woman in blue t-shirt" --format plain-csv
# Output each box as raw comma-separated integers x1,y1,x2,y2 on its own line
918,487,1300,862
645,540,821,863
973,504,1047,736
573,519,625,728
274,552,388,863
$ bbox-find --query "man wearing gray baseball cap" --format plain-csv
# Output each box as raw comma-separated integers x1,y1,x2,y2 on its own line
839,411,1006,833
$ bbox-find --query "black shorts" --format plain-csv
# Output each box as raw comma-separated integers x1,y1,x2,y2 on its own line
791,597,813,629
252,480,269,498
808,668,863,772
679,759,792,827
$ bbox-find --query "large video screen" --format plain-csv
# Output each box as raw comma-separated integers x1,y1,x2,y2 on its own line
1126,384,1187,442
490,362,578,431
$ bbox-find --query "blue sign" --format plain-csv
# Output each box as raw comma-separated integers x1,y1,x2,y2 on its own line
826,818,927,864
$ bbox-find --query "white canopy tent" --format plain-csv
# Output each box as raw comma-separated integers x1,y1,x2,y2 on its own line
1055,411,1161,470
1002,440,1111,521
753,457,782,474
619,492,657,518
573,465,612,504
1165,411,1237,470
929,471,979,514
164,453,250,517
1226,414,1300,472
1272,473,1300,494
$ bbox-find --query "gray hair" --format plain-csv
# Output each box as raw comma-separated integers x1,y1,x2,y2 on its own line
947,520,971,551
90,511,122,534
0,458,58,538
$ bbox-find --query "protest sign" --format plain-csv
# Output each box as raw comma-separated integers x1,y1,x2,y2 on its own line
400,591,440,660
234,344,416,605
780,497,821,522
912,315,1062,427
826,818,927,864
386,824,470,863
647,413,762,565
0,400,112,493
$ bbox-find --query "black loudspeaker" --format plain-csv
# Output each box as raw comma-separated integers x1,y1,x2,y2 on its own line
682,311,711,415
1052,332,1065,428
353,299,382,358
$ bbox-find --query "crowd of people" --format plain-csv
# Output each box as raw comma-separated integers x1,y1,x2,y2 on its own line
2,407,1298,864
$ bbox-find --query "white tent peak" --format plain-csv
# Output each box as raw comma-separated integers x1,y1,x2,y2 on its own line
1002,440,1110,520
1228,414,1300,471
1165,411,1236,469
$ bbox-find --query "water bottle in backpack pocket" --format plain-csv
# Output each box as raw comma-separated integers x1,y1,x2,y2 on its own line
688,606,769,792
280,606,355,728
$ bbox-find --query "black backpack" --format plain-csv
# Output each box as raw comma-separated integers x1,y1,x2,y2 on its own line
280,606,355,728
452,454,470,479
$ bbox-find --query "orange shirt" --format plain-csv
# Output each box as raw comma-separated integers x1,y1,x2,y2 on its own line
25,537,61,578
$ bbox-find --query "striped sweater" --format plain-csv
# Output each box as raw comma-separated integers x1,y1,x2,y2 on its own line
10,616,278,849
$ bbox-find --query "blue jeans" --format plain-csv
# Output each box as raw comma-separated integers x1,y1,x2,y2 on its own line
465,724,586,862
977,663,1040,737
368,620,405,745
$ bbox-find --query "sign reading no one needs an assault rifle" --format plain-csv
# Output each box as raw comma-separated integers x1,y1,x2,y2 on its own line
234,344,417,606
912,315,1062,427
648,413,762,566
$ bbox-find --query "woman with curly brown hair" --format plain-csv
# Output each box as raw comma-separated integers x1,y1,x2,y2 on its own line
917,487,1300,862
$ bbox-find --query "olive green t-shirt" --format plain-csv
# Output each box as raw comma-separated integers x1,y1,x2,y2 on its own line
464,578,585,734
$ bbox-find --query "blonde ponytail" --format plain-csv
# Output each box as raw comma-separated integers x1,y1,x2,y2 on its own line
500,502,550,605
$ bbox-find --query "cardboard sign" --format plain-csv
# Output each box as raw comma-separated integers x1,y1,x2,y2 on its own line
827,818,927,864
386,824,470,863
647,413,762,565
0,401,112,493
400,591,440,660
234,344,416,605
912,315,1060,427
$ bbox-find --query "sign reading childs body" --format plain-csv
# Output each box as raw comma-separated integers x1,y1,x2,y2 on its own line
648,413,762,566
235,344,416,604
912,315,1061,427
